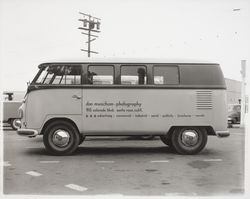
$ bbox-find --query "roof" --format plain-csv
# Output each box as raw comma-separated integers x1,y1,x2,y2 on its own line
39,58,218,65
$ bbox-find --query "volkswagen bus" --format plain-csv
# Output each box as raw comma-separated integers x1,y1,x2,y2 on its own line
17,59,229,155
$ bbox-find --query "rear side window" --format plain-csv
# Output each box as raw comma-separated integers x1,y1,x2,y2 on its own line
121,65,147,85
179,64,225,86
153,65,179,84
87,65,114,85
35,65,81,85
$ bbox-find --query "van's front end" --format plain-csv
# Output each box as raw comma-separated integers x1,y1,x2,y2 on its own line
16,64,46,138
16,63,84,156
17,93,39,137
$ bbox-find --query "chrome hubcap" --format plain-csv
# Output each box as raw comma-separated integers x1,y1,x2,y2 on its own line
181,130,199,147
52,130,70,147
13,119,21,129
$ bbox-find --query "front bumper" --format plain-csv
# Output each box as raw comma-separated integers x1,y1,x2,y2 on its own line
216,130,230,138
17,129,39,137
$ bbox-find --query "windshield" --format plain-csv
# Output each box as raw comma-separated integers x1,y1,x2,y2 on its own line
34,65,81,85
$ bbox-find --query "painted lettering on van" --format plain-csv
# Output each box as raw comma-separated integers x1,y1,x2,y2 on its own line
85,100,205,119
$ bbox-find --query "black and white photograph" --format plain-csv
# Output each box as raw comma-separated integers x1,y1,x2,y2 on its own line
0,0,249,198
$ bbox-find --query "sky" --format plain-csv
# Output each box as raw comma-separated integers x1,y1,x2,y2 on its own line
0,0,249,91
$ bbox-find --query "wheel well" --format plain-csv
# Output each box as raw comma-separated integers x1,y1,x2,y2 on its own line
205,126,216,135
165,126,176,139
7,118,14,123
41,118,80,135
167,126,216,137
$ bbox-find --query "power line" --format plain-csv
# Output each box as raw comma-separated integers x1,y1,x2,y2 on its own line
81,32,98,38
78,12,101,57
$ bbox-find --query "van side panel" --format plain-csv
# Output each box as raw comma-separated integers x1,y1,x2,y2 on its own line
25,88,227,135
82,89,227,135
26,89,83,131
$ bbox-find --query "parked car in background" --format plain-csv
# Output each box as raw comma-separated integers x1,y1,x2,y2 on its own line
2,92,21,130
227,104,241,128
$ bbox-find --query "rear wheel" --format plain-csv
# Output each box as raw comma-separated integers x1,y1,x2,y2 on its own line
171,127,207,155
43,120,80,155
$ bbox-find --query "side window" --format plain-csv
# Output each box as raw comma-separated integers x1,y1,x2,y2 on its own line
121,65,147,85
35,65,81,85
87,65,114,85
153,66,179,85
50,66,66,84
59,66,81,85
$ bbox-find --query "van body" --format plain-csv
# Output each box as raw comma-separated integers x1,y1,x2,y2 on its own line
17,59,229,155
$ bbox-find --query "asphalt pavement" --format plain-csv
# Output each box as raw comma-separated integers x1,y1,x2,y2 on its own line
3,127,245,196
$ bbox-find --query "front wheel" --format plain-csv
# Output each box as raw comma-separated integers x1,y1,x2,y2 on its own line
171,127,207,155
10,118,20,130
43,121,80,155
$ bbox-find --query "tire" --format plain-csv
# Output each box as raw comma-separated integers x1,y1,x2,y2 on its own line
171,127,207,155
10,118,20,130
79,134,86,145
43,120,80,155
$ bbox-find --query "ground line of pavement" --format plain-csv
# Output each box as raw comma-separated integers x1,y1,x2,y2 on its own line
96,161,115,163
25,171,43,177
150,160,169,163
39,161,60,163
203,159,223,162
65,184,88,192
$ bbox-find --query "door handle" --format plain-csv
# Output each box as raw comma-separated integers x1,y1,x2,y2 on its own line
72,95,81,99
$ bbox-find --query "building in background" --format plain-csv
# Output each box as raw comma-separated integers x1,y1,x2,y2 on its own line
225,78,241,105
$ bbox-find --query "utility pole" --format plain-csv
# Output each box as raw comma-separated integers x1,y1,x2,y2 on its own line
78,12,101,57
240,60,246,128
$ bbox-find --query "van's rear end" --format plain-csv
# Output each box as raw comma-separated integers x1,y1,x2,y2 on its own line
179,64,229,138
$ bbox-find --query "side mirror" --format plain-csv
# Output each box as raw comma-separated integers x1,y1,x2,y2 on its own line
26,81,30,86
